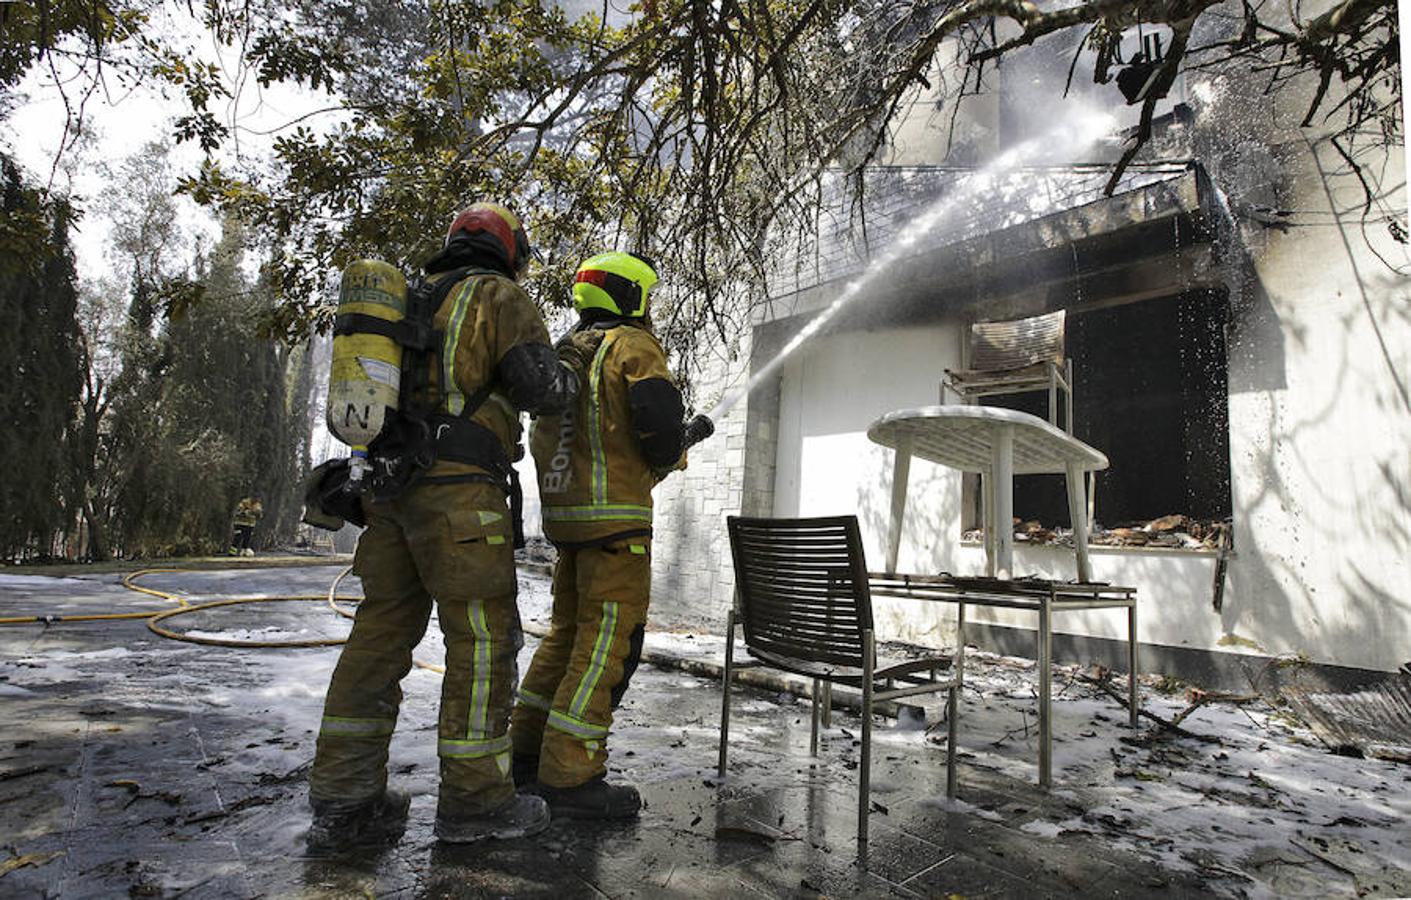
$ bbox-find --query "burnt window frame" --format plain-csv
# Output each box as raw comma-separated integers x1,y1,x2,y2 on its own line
960,289,1233,537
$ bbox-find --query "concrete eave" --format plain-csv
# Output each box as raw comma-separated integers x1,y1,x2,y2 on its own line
757,163,1222,334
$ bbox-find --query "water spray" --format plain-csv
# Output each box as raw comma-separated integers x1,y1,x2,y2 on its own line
705,106,1118,423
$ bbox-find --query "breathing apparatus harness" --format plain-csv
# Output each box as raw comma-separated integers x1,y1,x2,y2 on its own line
321,265,526,546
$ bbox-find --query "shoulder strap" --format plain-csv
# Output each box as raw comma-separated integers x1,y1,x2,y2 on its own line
458,383,497,421
413,265,500,329
411,266,505,421
399,267,469,418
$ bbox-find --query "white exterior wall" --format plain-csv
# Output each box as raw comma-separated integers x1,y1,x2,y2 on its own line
953,543,1217,647
647,338,752,628
762,140,1411,674
1219,140,1411,672
771,324,970,645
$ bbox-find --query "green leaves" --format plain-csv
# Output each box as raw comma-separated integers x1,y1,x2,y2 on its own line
14,0,1397,389
247,28,346,92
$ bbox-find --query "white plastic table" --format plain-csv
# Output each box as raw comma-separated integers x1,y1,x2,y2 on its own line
866,405,1109,581
866,405,1136,788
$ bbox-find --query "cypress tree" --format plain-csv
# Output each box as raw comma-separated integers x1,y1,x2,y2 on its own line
0,155,83,560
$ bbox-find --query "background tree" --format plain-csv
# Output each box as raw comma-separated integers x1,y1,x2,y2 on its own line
100,208,315,557
165,0,1400,386
97,141,190,556
64,276,123,560
0,154,85,560
0,141,317,561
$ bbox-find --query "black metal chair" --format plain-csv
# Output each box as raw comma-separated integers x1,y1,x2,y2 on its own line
718,515,960,846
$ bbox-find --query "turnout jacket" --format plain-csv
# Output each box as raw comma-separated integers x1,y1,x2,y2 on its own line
415,270,555,478
531,320,686,545
232,498,263,526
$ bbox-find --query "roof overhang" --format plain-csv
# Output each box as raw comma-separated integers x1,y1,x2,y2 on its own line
755,163,1223,333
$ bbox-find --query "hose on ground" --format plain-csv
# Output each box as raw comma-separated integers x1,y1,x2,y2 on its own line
326,565,359,621
0,562,447,672
123,567,361,649
146,596,353,648
0,569,191,625
143,564,446,671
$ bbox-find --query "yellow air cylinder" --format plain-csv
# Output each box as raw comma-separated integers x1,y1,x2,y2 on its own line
327,260,408,473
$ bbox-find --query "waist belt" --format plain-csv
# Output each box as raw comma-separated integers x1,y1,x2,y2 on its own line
417,415,525,549
428,414,510,474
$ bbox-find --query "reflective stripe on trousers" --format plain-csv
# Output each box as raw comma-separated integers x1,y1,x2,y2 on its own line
465,600,492,740
516,687,552,711
569,601,619,718
547,708,610,739
439,734,513,759
320,716,396,738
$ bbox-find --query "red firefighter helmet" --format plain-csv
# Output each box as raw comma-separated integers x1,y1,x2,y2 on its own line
445,202,531,274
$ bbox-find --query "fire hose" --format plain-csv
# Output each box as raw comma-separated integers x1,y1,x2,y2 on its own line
0,569,195,626
0,565,447,674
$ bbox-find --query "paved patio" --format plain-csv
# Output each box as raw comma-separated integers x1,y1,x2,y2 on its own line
1,564,1406,897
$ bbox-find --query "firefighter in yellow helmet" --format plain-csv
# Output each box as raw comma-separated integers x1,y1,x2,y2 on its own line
510,251,713,818
307,203,578,851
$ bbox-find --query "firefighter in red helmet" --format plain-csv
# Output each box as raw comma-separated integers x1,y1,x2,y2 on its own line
307,202,577,851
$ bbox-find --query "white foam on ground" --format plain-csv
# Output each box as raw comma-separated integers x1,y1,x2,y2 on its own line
181,627,315,641
15,647,133,663
0,574,96,588
1019,819,1064,838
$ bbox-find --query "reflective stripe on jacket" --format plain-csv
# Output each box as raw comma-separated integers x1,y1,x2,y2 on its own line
417,271,551,476
233,499,262,526
530,323,683,544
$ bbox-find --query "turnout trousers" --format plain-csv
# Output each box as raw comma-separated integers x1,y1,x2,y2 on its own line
510,537,650,787
309,480,521,816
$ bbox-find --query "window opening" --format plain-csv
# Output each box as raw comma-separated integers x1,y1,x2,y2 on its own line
969,290,1232,549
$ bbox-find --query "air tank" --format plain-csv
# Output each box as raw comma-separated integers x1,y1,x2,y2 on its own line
327,259,408,481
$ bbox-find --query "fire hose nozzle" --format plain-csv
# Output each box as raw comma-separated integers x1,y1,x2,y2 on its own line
683,414,715,449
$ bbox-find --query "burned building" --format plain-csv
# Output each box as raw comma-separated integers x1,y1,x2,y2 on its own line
640,24,1407,689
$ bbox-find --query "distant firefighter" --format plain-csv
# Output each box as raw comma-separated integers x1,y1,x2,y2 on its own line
230,497,263,557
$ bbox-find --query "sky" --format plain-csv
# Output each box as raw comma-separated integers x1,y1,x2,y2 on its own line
2,7,342,285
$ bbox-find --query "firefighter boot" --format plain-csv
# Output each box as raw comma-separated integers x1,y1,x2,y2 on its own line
306,787,411,854
434,793,550,843
532,775,641,820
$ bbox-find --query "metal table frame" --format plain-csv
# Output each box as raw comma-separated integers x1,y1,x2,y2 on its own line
869,573,1138,788
865,406,1139,788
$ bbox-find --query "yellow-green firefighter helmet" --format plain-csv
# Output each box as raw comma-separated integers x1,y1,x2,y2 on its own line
572,251,658,318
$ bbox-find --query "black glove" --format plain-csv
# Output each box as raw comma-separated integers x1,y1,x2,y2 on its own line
302,458,367,531
683,413,715,449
